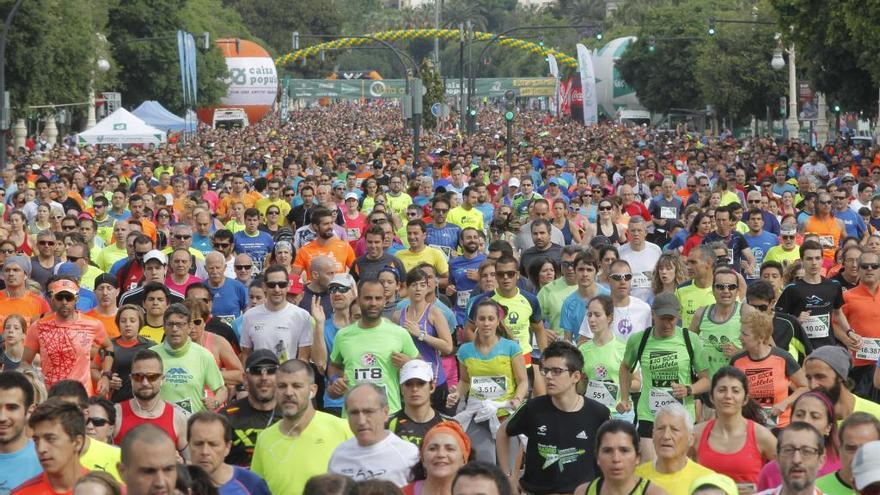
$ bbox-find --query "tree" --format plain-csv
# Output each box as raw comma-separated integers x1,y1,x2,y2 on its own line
107,0,228,114
2,0,104,117
420,58,444,129
224,0,344,56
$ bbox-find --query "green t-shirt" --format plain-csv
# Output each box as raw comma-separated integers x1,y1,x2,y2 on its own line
675,281,715,331
538,278,578,335
252,411,352,495
695,303,743,377
579,337,627,414
765,245,801,267
816,472,853,495
329,319,420,414
622,327,709,423
151,340,225,415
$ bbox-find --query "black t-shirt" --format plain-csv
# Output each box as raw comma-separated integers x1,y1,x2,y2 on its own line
505,395,609,494
386,410,451,448
110,336,156,403
771,311,814,364
222,398,282,467
832,272,858,292
776,278,844,349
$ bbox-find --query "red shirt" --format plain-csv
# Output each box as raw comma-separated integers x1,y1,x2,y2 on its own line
12,467,89,495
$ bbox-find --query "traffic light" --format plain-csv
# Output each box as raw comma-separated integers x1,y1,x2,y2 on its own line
648,36,656,52
596,31,604,41
468,108,476,118
504,89,515,122
779,96,787,118
833,103,841,113
708,18,717,36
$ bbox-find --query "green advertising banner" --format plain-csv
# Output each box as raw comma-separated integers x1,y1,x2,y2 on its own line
289,78,556,99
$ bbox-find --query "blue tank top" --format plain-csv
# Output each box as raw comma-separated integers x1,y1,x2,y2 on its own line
399,303,447,385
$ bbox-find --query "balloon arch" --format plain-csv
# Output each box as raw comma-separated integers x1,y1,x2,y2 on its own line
275,29,579,69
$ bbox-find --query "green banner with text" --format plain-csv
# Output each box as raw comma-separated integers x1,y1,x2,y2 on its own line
289,78,555,99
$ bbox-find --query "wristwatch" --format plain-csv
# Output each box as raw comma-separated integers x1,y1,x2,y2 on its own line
418,330,427,342
101,371,112,380
685,385,693,397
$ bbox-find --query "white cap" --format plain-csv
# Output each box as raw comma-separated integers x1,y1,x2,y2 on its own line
344,192,359,201
399,359,434,384
329,273,355,289
143,249,168,266
853,441,880,490
508,177,521,188
780,228,797,236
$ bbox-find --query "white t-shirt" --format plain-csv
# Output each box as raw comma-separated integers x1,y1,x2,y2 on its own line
240,302,314,361
328,432,419,487
618,242,662,303
579,297,652,341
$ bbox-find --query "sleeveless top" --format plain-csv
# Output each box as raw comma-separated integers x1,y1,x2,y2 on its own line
202,331,222,367
115,400,178,446
559,218,574,245
597,222,622,245
399,303,446,385
698,302,744,376
697,419,764,485
586,477,652,495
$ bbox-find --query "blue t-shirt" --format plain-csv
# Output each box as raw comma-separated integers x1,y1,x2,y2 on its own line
76,288,98,312
476,203,495,225
322,318,346,410
233,230,274,273
835,209,867,239
192,234,213,255
426,223,461,257
0,440,42,495
558,286,611,337
218,465,271,495
109,256,129,277
744,230,779,280
448,254,487,326
208,278,249,323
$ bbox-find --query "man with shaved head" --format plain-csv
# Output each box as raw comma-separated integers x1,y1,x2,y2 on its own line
299,255,336,315
118,424,178,495
205,251,249,323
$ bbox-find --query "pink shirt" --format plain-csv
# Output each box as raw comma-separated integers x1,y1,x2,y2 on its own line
165,274,203,294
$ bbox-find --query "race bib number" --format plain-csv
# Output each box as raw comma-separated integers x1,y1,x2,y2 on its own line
632,272,651,289
429,244,455,259
586,380,619,410
346,227,361,240
761,406,778,428
353,368,384,381
802,314,830,339
218,315,236,327
736,483,757,495
471,376,507,399
660,206,677,220
818,235,834,248
175,399,193,415
648,388,679,416
856,337,880,361
456,289,472,308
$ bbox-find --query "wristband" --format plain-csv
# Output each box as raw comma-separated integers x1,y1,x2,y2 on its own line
685,385,693,397
101,371,112,379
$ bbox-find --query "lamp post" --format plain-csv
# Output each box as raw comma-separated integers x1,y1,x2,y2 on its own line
0,0,25,171
771,41,800,140
86,57,110,129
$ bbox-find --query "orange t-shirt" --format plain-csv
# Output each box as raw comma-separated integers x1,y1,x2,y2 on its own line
0,291,50,330
11,467,89,495
25,313,107,395
293,238,356,277
218,191,260,218
842,284,880,367
134,217,158,244
803,215,844,261
86,309,120,339
731,347,800,427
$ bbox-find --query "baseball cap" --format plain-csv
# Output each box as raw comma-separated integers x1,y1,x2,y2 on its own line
93,273,119,289
54,262,81,279
806,345,852,380
143,249,167,266
329,273,355,289
652,292,681,318
548,178,560,186
48,279,79,296
780,228,797,236
399,359,434,384
689,473,738,495
245,349,279,370
590,235,611,250
344,192,359,201
508,177,521,188
853,441,880,490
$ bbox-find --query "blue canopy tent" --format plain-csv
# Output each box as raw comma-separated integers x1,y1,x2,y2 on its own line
131,101,196,132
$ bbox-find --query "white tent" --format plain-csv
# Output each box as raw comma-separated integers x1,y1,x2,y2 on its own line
78,108,167,146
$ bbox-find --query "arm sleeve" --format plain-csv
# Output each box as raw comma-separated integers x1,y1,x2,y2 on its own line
292,248,306,271
621,332,638,369
297,312,314,347
779,348,800,377
239,313,253,349
504,399,530,436
832,285,845,310
435,250,449,275
525,292,542,324
23,321,40,352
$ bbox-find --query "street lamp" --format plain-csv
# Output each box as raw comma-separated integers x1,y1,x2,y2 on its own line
771,36,800,140
87,56,111,129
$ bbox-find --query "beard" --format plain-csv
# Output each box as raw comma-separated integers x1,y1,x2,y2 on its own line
827,379,843,404
134,387,160,402
320,229,334,240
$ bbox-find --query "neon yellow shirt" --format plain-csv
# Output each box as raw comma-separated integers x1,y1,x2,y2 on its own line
80,438,122,482
395,246,449,275
765,245,801,267
447,205,484,231
386,192,413,220
252,412,352,495
635,459,717,495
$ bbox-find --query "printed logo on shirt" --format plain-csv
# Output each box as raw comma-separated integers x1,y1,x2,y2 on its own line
538,443,586,471
744,367,775,406
165,366,193,385
576,431,588,440
537,424,548,436
648,351,679,387
617,318,633,336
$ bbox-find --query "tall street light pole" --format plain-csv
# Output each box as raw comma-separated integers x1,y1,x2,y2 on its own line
0,0,25,171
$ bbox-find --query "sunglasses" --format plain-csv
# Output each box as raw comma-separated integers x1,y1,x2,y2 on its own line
0,249,15,254
433,208,449,214
131,372,163,383
714,283,738,291
819,200,832,204
213,242,230,249
173,234,192,240
38,240,55,246
495,270,518,279
248,365,278,375
328,285,352,294
266,281,289,289
67,256,83,263
609,273,633,282
267,210,280,215
861,263,880,270
53,292,76,302
235,264,253,271
781,235,796,240
598,206,612,211
749,303,770,312
87,417,110,427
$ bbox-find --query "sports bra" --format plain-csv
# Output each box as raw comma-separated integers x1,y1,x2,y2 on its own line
586,477,652,495
596,222,622,245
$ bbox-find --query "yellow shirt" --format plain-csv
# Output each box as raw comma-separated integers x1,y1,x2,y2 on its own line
447,205,484,231
635,459,717,495
252,411,352,495
255,197,292,221
851,396,880,423
719,190,742,206
80,438,122,482
161,245,206,261
140,324,164,343
395,246,449,275
386,192,413,220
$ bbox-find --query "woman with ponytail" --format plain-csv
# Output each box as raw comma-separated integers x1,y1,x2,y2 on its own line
691,366,778,493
